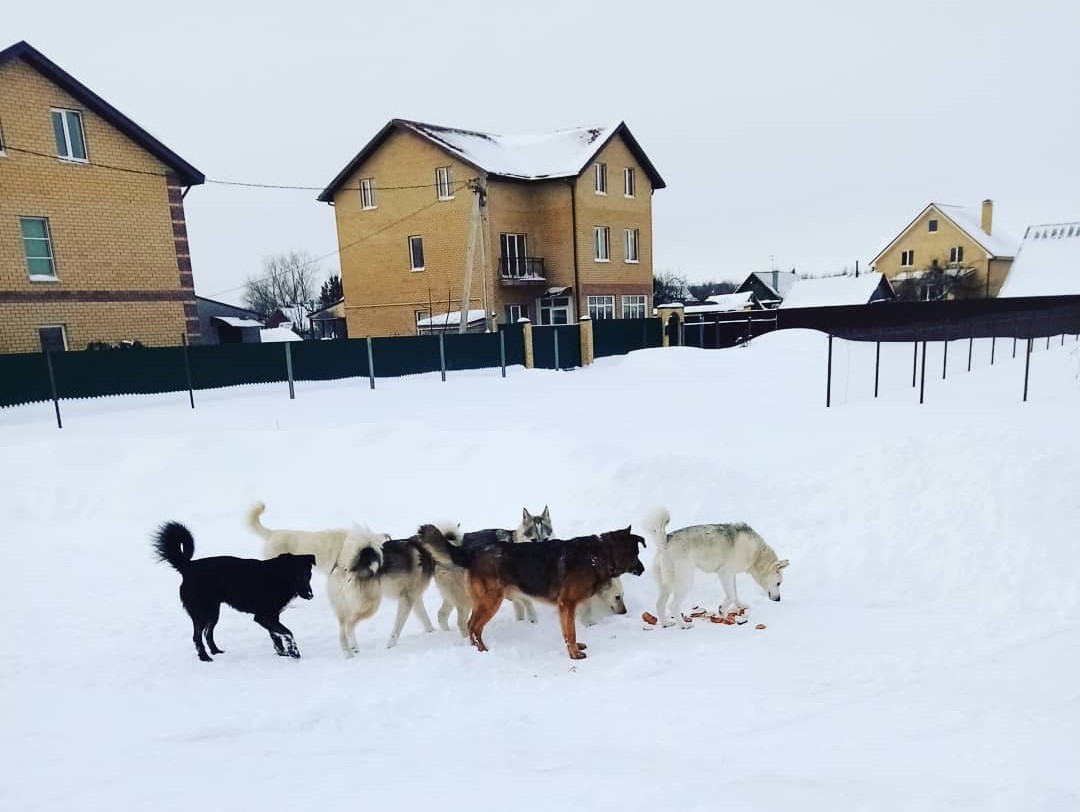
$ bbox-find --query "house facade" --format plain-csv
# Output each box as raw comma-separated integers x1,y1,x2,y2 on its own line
871,200,1017,300
318,119,665,337
0,41,204,354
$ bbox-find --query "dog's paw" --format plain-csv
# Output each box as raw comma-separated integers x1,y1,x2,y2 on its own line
569,649,587,660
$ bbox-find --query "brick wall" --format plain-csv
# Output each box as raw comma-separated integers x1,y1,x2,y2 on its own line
0,58,196,353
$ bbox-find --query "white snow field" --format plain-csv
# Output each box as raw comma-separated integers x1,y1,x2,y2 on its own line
2,329,1079,812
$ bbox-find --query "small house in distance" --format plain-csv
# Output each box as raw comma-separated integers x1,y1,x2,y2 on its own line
736,270,798,308
779,272,895,309
194,296,262,344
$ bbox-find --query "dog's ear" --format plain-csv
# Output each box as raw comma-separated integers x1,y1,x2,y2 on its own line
522,507,531,523
542,505,550,520
776,559,790,571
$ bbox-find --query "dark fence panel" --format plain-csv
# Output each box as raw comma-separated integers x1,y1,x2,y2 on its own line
52,346,189,399
444,332,502,372
0,352,53,407
500,323,526,367
681,314,778,349
370,335,441,377
777,295,1080,341
188,342,287,390
532,325,581,369
593,318,663,357
291,339,370,382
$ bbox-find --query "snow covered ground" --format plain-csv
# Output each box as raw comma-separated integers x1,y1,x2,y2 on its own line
2,330,1079,812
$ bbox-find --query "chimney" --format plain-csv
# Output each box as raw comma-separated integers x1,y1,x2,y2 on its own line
772,268,779,292
981,199,993,235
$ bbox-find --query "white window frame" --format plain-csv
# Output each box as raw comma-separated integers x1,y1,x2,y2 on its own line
38,325,68,352
622,294,647,319
538,296,572,326
360,177,376,210
901,249,914,267
20,216,58,281
505,303,526,324
436,166,454,200
414,309,429,334
51,108,87,163
625,228,640,263
587,295,615,320
594,162,607,195
623,167,635,198
408,235,425,271
594,226,610,262
949,246,964,264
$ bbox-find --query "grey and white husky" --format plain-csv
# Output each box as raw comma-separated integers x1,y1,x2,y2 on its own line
434,507,553,635
644,507,789,628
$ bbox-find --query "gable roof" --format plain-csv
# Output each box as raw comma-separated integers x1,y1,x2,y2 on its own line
317,118,665,202
998,222,1080,298
779,272,894,309
871,203,1018,266
0,40,204,186
737,271,798,301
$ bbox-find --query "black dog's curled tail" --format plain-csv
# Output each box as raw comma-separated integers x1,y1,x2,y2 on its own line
416,522,469,568
153,521,195,573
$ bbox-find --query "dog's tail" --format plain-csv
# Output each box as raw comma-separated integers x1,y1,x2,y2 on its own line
415,521,467,568
641,507,671,547
153,521,195,573
246,501,272,541
339,524,385,580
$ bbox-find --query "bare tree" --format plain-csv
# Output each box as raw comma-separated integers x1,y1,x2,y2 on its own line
244,251,320,320
687,280,738,301
653,269,689,305
893,260,981,302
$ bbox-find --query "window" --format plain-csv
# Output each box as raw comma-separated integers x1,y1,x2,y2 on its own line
538,296,571,325
500,233,529,278
360,177,376,209
624,167,636,197
900,249,914,267
594,162,607,194
0,118,6,156
38,325,68,353
21,217,57,280
588,295,615,320
51,109,87,162
928,219,938,233
408,235,425,270
949,246,964,264
594,226,610,261
436,166,453,200
625,228,640,263
414,309,429,334
505,304,527,324
622,294,647,319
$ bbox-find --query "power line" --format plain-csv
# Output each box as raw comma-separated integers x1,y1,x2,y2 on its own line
1,143,472,192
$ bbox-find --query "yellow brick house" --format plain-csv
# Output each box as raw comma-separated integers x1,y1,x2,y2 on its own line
318,119,665,337
871,199,1017,300
0,41,204,353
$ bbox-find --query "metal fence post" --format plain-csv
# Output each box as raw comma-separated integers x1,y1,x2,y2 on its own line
181,333,195,409
44,351,62,429
285,342,295,400
919,341,927,404
745,314,752,347
553,328,561,371
1013,337,1017,358
1046,335,1051,350
874,341,880,398
1023,338,1032,402
826,334,833,408
991,336,996,365
912,342,918,387
439,332,447,382
967,337,973,372
366,337,375,390
942,339,948,380
499,330,506,378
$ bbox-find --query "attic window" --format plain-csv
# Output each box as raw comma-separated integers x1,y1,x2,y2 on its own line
624,167,636,197
594,162,607,195
949,246,964,264
901,249,914,267
360,178,376,210
0,117,6,155
51,109,87,162
928,219,938,232
435,167,454,200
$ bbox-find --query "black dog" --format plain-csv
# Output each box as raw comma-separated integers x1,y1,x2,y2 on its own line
153,521,316,662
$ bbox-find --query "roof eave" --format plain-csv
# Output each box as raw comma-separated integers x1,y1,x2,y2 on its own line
576,122,666,190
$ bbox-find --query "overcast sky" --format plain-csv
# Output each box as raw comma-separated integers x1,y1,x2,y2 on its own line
8,0,1079,303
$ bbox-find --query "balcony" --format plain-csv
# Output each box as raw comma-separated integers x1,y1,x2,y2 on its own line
499,257,547,285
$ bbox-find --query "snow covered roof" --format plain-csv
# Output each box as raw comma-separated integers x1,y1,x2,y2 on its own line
739,271,798,300
416,309,486,328
259,327,303,343
695,292,756,312
871,202,1019,265
212,316,262,328
998,222,1080,298
779,272,893,309
318,119,666,202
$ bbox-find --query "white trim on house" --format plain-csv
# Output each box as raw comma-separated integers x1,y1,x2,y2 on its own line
360,177,377,209
50,108,88,163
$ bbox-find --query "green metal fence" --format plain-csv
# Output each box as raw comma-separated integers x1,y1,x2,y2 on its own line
593,318,663,358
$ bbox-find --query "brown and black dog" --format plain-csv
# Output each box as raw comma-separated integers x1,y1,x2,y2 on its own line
418,524,645,660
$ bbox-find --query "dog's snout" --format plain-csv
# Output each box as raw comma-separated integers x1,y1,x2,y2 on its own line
771,594,781,602
632,562,645,576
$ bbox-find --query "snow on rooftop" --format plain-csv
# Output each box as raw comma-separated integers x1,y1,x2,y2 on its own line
259,327,303,343
936,204,1019,258
398,120,619,180
779,272,890,309
213,316,262,328
749,271,798,299
697,292,755,312
999,222,1080,297
416,309,486,328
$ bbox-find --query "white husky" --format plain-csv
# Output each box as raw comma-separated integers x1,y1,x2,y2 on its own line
578,578,627,626
247,501,358,574
645,508,789,628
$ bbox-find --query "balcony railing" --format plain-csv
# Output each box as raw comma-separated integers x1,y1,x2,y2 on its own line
499,257,546,284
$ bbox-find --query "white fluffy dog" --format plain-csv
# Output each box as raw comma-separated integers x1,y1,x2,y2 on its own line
645,507,789,628
578,577,627,626
326,525,386,656
247,501,357,574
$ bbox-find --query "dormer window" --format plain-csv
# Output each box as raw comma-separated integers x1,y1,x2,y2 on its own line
51,109,87,162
